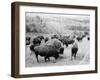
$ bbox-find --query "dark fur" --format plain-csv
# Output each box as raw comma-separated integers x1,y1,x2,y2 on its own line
30,37,64,62
87,37,90,40
76,36,83,41
31,45,59,62
51,34,59,39
59,36,74,47
44,37,49,42
71,45,78,60
37,36,44,40
33,36,44,45
67,39,74,45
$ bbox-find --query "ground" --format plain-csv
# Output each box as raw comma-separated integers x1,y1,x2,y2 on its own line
25,35,90,67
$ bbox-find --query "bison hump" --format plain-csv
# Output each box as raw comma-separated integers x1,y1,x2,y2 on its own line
46,39,62,49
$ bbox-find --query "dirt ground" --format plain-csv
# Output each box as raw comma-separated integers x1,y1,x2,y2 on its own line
25,36,90,67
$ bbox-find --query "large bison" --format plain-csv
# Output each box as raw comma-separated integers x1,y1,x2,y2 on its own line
30,39,64,62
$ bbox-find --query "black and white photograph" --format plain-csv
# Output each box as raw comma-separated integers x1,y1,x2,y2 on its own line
25,12,90,67
11,2,97,78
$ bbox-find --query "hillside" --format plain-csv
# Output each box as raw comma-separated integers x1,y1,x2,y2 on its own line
25,13,90,34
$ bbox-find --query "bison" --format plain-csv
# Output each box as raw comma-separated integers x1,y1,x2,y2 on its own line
84,31,89,36
30,38,64,62
51,34,59,39
68,39,74,45
32,35,44,45
59,36,74,47
26,37,31,45
44,37,49,42
76,36,83,41
30,44,64,62
37,35,44,40
71,40,78,60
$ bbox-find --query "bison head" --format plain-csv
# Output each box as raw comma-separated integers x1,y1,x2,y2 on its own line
57,47,64,54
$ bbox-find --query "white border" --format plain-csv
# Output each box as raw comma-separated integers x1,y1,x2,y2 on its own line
19,6,95,74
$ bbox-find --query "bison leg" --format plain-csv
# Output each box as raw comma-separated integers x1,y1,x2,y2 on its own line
53,55,59,63
74,53,77,60
65,43,68,47
53,57,57,63
35,54,39,62
74,51,78,60
74,48,78,60
71,49,75,61
48,57,50,61
44,56,48,62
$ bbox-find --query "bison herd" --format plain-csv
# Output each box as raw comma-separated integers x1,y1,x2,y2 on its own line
26,31,90,63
